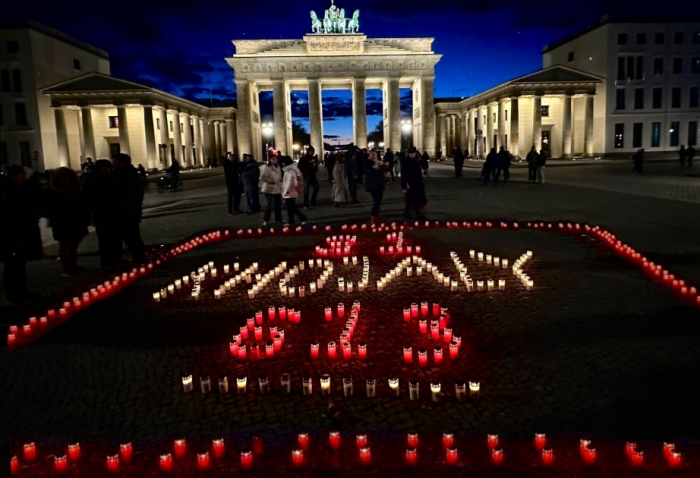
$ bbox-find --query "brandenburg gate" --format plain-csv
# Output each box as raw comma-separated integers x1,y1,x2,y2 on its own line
226,2,441,159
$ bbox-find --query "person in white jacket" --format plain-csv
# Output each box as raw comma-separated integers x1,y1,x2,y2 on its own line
259,155,283,225
280,156,307,225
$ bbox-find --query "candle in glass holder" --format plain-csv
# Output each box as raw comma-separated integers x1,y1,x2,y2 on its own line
409,380,420,400
254,326,263,341
182,374,193,392
159,453,173,472
279,306,287,319
258,375,270,394
469,381,480,399
342,341,352,359
455,381,467,401
365,377,376,398
280,373,291,393
310,341,320,359
327,341,338,359
358,343,367,360
107,454,120,472
430,382,441,402
477,252,484,262
174,438,187,457
68,442,80,461
200,375,211,393
265,341,274,358
303,376,313,395
542,448,554,466
434,346,443,364
359,446,371,465
403,346,413,364
218,374,229,393
240,450,253,469
356,434,368,448
446,447,459,465
431,321,440,340
502,259,509,269
320,375,331,395
418,349,428,367
338,303,345,317
237,376,247,394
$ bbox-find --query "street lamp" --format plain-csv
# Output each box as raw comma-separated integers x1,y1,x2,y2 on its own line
368,141,375,149
262,122,274,160
293,143,300,159
401,119,412,151
379,142,385,151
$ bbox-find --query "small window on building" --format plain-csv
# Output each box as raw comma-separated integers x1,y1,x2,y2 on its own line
655,33,665,44
616,89,626,109
492,112,496,123
12,69,22,92
670,121,680,146
637,33,646,44
672,87,681,108
505,110,508,121
673,58,683,74
0,69,9,91
618,33,628,45
541,105,549,117
652,88,662,108
617,57,626,80
14,102,27,126
108,116,119,128
19,141,31,167
7,40,19,53
674,32,684,44
688,121,698,146
653,58,663,74
691,58,700,74
635,57,644,79
180,122,184,131
651,122,661,147
567,51,574,62
634,88,644,109
614,123,625,148
691,87,699,108
633,123,643,148
170,120,173,132
693,32,700,44
0,142,8,167
156,118,160,130
73,59,81,70
0,104,3,126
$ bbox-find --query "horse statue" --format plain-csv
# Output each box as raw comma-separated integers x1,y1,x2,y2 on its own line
323,10,333,34
336,8,347,33
347,9,360,33
310,11,324,33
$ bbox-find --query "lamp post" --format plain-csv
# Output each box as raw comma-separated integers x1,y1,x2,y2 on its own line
293,144,300,160
401,119,412,151
262,122,274,160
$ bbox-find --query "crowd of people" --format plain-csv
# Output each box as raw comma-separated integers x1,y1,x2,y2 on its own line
0,154,147,305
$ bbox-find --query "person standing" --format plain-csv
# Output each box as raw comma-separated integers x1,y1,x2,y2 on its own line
687,145,696,166
393,149,401,179
526,146,539,183
332,154,351,208
345,146,359,204
0,165,43,304
537,149,547,184
242,155,261,213
84,160,119,268
357,148,366,185
111,154,147,264
632,148,644,173
259,155,283,225
46,168,90,277
679,145,687,167
298,146,320,209
453,147,465,178
483,148,498,186
365,149,390,224
81,157,95,177
280,156,307,225
383,148,394,183
223,153,243,215
420,151,429,176
495,146,511,185
325,153,336,184
402,147,427,219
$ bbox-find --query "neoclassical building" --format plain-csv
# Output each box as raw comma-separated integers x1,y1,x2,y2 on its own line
435,66,602,159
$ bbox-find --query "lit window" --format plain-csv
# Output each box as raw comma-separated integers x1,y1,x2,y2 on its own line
108,116,119,128
614,123,624,148
541,105,549,117
651,122,661,147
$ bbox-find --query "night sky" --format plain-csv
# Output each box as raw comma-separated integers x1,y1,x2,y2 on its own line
9,0,696,142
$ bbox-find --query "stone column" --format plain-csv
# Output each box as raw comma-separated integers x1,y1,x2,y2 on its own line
220,122,227,159
439,114,447,155
465,112,472,156
214,121,221,160
183,113,193,167
510,98,520,157
272,80,289,155
80,106,95,160
143,105,157,170
562,94,573,158
117,104,130,155
421,76,436,156
455,114,462,150
353,77,367,148
201,119,211,162
386,78,401,151
584,94,594,157
533,94,542,151
497,99,506,150
171,110,182,162
234,80,252,160
308,79,324,157
158,107,169,167
445,115,452,153
54,108,69,167
473,108,481,158
193,116,203,166
208,121,216,161
486,103,494,153
225,118,235,155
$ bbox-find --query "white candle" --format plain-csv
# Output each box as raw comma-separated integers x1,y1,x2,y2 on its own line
310,282,317,293
478,252,484,262
175,279,182,289
498,279,506,291
214,289,221,299
347,282,353,293
211,268,217,277
299,286,305,297
487,279,494,291
407,267,413,277
502,259,509,269
352,256,358,265
469,250,475,259
416,266,422,276
477,280,484,291
486,255,492,264
153,292,160,302
167,284,175,294
224,264,230,274
234,262,240,271
289,287,295,298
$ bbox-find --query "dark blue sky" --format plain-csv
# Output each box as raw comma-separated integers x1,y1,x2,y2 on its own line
10,0,692,142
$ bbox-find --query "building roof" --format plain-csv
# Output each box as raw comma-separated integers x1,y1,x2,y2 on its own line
43,73,149,93
543,14,700,53
0,19,109,60
510,67,601,83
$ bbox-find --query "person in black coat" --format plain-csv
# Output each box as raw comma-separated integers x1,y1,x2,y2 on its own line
483,148,498,186
357,148,367,185
495,146,512,185
0,165,44,303
46,167,90,277
112,154,147,264
84,160,119,268
679,145,687,167
453,147,465,178
364,149,390,223
383,148,395,183
420,152,429,176
223,153,243,214
687,145,696,166
401,147,427,219
241,155,261,213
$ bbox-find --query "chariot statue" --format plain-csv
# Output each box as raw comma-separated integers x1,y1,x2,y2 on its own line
310,1,360,34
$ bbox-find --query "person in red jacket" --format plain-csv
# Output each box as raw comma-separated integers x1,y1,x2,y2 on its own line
297,146,320,209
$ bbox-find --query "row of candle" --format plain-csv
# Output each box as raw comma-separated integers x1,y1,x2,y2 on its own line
469,249,509,269
317,235,356,256
154,260,256,301
512,251,534,290
12,433,683,474
338,256,370,292
280,262,332,297
378,244,422,255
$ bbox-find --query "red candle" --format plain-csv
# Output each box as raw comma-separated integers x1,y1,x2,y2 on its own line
54,454,68,472
255,326,263,340
418,349,428,367
241,450,253,469
238,344,247,360
120,443,132,463
432,303,440,316
291,449,304,467
411,303,418,318
197,451,210,470
416,246,421,254
329,431,341,450
251,344,260,360
403,346,413,363
446,447,458,465
268,306,276,320
491,448,504,465
266,341,274,358
403,308,411,321
631,450,643,466
253,436,264,455
449,342,459,359
328,341,337,359
325,307,333,321
380,246,385,254
338,303,345,317
174,438,186,457
275,332,283,349
24,442,36,461
487,434,498,449
434,346,443,364
430,321,440,340
443,327,453,343
358,343,367,360
439,315,446,330
279,306,287,319
255,310,263,324
343,342,352,359
310,342,320,359
443,433,454,448
11,455,18,475
298,433,309,449
668,451,681,467
359,446,371,465
213,438,225,458
8,334,16,347
421,301,428,316
240,325,249,340
159,454,173,472
405,447,417,465
407,433,419,447
542,448,553,466
534,433,546,451
419,319,427,334
68,443,80,461
356,434,368,447
453,335,462,348
247,318,255,331
106,454,119,472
